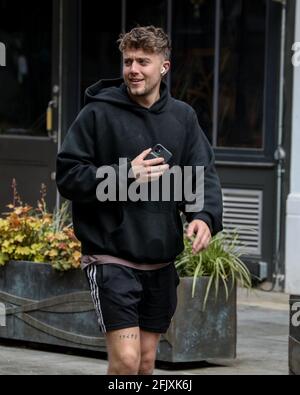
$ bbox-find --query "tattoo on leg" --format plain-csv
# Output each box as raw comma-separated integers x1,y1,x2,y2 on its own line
119,334,138,340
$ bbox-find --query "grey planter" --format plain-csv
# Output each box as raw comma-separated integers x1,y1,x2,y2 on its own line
289,295,300,375
157,277,237,362
0,261,236,363
0,261,105,352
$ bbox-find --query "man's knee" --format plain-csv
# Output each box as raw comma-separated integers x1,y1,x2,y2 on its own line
110,349,141,375
139,351,156,375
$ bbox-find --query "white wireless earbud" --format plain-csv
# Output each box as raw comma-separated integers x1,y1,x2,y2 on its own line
161,67,166,75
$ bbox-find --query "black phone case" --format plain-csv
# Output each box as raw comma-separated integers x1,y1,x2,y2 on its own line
145,144,173,164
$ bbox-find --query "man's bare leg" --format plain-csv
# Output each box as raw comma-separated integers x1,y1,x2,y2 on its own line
105,327,141,375
139,330,161,375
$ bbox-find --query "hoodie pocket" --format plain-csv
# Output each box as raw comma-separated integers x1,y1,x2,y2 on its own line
109,204,184,262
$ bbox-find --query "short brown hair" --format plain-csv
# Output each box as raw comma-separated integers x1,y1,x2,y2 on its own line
118,26,171,60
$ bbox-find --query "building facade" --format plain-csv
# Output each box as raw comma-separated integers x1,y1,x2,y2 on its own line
0,0,298,291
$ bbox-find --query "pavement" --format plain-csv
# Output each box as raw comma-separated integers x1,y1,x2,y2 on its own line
0,288,290,375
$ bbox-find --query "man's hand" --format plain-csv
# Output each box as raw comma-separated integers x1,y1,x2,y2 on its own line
131,148,170,184
186,220,212,255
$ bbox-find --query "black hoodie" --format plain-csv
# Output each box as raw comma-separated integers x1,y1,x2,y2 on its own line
56,79,223,264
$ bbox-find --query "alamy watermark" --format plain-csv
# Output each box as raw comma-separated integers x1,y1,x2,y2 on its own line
96,159,204,213
291,302,300,328
0,42,6,67
0,303,6,327
292,42,300,67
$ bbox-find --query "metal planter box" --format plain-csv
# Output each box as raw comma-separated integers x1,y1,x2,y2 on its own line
0,262,236,363
0,261,105,352
289,295,300,375
157,277,237,362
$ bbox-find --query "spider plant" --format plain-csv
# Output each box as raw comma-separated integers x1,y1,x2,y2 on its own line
175,229,252,309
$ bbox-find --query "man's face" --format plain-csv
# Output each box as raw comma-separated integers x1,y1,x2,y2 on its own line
123,48,169,99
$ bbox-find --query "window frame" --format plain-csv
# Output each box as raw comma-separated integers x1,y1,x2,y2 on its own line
106,0,281,164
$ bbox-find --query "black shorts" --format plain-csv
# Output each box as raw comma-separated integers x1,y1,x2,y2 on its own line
85,263,180,334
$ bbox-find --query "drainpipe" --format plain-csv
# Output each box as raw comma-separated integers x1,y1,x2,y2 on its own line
272,0,287,291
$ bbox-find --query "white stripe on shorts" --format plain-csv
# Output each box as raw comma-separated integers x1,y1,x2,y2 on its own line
86,265,106,333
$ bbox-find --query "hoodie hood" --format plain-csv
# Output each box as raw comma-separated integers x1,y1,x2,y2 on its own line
84,78,170,114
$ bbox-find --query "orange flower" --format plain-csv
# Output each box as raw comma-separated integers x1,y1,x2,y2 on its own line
9,213,21,228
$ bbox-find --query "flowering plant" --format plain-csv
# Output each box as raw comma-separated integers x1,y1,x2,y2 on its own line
0,180,81,271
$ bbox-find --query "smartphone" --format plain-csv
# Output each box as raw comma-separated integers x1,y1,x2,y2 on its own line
145,144,173,164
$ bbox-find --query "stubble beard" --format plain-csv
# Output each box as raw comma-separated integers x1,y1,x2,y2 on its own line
127,78,160,98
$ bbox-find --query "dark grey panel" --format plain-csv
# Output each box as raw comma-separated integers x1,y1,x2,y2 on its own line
217,164,276,280
0,136,57,212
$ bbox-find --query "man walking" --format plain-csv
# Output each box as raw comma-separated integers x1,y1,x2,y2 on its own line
56,26,223,375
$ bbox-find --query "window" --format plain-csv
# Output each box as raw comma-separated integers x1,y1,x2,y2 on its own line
0,0,52,136
81,0,167,103
80,0,268,152
172,0,215,143
126,0,167,31
171,0,267,150
81,0,122,98
217,0,266,149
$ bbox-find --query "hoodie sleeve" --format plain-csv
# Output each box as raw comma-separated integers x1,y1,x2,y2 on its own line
179,109,223,236
56,105,133,203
